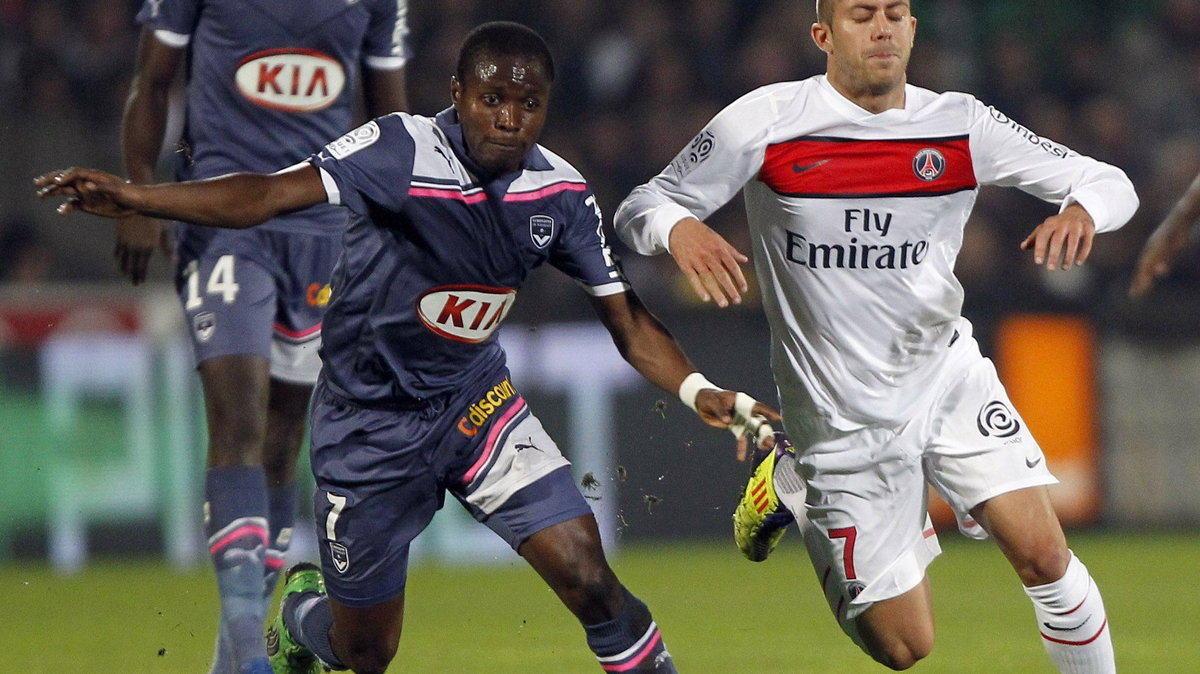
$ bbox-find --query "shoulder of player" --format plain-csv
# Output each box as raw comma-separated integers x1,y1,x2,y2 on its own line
907,85,987,119
514,145,590,192
722,78,817,115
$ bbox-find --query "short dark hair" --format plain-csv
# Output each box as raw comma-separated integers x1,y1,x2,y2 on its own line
817,1,914,24
456,21,555,84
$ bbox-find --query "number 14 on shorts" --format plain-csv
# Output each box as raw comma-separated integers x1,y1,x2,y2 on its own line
185,255,241,309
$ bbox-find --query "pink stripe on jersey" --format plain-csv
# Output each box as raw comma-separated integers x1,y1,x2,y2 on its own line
408,186,488,204
274,322,322,340
503,181,587,202
208,524,269,555
601,630,663,672
462,397,527,485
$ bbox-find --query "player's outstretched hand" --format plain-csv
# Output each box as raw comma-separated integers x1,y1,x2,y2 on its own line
668,217,749,308
694,389,782,460
35,168,138,220
1129,220,1190,298
1019,203,1095,271
115,214,173,286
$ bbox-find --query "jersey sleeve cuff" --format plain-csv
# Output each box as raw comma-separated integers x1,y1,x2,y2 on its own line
643,203,696,254
365,54,407,70
1060,189,1112,233
316,166,342,206
152,29,190,48
576,280,631,297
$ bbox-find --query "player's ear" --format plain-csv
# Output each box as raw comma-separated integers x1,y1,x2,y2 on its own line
811,22,832,54
450,76,462,104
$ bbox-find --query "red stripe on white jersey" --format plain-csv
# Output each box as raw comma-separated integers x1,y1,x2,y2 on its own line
757,135,977,198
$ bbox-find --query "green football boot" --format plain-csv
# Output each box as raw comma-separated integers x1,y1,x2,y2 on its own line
733,434,798,562
266,563,327,674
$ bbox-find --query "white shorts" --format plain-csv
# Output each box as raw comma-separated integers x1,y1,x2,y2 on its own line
787,345,1057,630
270,331,323,385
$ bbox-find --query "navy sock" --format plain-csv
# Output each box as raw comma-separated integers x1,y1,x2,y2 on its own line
284,591,346,670
206,466,270,667
264,483,297,601
584,589,676,672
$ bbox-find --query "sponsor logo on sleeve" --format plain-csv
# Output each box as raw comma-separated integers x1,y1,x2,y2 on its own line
669,129,716,177
529,214,555,248
988,107,1075,158
976,400,1021,438
326,121,381,159
912,148,946,181
417,285,517,343
235,48,346,113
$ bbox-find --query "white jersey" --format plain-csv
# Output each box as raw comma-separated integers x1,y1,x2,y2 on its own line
615,75,1138,430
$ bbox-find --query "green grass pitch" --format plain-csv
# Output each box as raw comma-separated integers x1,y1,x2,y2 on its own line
5,532,1197,672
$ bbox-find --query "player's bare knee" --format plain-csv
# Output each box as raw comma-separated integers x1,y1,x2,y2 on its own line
1013,544,1071,587
870,638,932,671
859,615,934,671
564,568,622,614
338,640,397,674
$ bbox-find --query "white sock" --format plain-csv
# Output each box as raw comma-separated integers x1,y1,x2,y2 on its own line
1023,552,1115,673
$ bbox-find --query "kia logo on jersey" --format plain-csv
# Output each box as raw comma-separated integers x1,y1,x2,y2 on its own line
417,285,518,343
912,148,946,181
530,215,555,248
235,49,346,113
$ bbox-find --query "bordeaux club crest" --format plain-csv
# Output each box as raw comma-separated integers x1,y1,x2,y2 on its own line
193,311,216,343
529,214,555,248
912,148,946,182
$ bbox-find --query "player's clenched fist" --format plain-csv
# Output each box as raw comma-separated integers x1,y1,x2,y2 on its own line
35,168,137,219
679,371,782,460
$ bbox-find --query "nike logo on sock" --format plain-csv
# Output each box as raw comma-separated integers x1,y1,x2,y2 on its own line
792,159,830,173
1043,616,1090,632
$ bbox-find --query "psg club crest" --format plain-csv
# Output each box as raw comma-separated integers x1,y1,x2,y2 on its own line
330,541,350,573
529,214,555,248
912,148,946,182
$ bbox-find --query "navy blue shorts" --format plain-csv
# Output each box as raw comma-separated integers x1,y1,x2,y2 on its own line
309,368,594,607
175,224,340,383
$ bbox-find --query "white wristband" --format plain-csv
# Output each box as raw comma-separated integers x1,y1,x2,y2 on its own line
678,372,722,412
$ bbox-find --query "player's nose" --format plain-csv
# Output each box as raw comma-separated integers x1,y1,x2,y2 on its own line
495,103,520,130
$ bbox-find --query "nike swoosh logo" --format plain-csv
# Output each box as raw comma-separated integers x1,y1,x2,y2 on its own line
1026,457,1043,469
1043,616,1090,632
792,159,830,173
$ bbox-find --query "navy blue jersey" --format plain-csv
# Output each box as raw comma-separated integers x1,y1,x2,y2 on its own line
136,0,408,234
310,109,630,405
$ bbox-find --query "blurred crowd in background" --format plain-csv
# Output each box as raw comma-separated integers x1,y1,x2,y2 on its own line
2,0,1199,348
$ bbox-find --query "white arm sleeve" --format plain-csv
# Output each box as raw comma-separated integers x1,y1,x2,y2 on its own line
615,89,775,254
969,100,1139,233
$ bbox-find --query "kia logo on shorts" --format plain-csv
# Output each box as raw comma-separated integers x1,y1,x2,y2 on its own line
235,48,346,112
417,285,518,343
